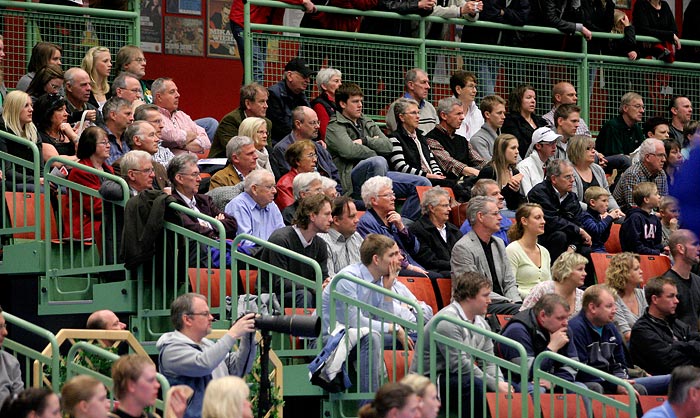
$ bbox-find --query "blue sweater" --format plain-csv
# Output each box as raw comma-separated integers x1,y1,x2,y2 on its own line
580,207,615,252
620,207,663,255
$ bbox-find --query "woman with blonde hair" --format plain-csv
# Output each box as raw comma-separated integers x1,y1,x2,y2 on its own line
605,252,645,342
506,203,552,298
61,375,109,418
0,90,43,189
400,374,441,418
568,135,619,211
238,117,272,173
521,251,588,317
202,376,252,418
358,383,419,418
81,46,112,110
476,134,525,212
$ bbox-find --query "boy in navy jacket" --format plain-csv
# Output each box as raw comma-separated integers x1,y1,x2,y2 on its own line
620,182,668,255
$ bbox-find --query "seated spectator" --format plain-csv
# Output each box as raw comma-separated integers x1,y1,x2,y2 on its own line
451,196,522,314
86,308,127,347
102,97,133,165
209,136,258,191
461,180,513,241
110,354,163,418
157,294,256,418
410,186,463,277
521,252,587,318
61,375,109,418
311,67,341,143
81,46,112,111
25,64,63,101
118,121,169,191
681,120,699,159
477,134,526,212
542,82,591,136
16,41,62,91
596,92,646,158
114,45,152,103
211,83,270,159
133,103,175,167
31,94,78,169
506,203,552,299
275,140,317,211
613,138,668,214
153,78,210,157
64,68,102,126
0,90,44,189
101,149,157,199
320,177,339,199
202,376,251,418
451,70,484,141
580,187,624,253
569,284,670,396
528,159,592,263
668,96,692,147
412,272,512,418
665,229,700,330
552,103,580,160
281,172,323,226
665,139,683,186
620,182,666,255
267,58,313,145
569,135,619,211
633,0,681,61
642,366,700,418
605,253,646,342
357,384,418,418
0,305,23,407
259,194,332,307
630,277,700,375
502,84,547,159
660,195,680,247
385,69,438,134
0,388,60,418
111,72,146,110
518,127,558,196
644,116,671,140
225,169,284,253
238,117,272,173
318,196,363,276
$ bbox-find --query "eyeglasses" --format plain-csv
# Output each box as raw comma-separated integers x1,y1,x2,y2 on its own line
187,311,211,317
128,88,143,94
308,120,320,126
655,153,667,159
464,83,477,90
258,184,277,190
134,57,147,63
256,129,268,135
629,104,645,110
403,111,420,116
305,152,318,159
434,203,450,208
378,192,396,199
483,210,501,217
179,172,201,178
558,174,575,180
130,167,155,174
0,323,7,329
96,140,110,146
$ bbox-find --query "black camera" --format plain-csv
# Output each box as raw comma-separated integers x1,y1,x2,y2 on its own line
253,313,320,338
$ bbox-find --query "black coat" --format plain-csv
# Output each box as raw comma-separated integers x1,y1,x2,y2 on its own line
409,214,463,276
502,113,548,159
527,180,583,241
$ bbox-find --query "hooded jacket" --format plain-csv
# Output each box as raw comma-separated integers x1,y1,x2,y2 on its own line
620,207,663,255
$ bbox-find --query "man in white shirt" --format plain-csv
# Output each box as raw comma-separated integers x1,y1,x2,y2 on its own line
518,126,560,195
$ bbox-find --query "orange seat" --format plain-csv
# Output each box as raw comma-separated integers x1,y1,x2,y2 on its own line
495,314,513,328
605,224,622,253
239,269,258,294
5,192,60,240
639,255,671,287
487,392,536,418
591,395,633,418
436,277,452,309
591,253,615,284
384,349,414,382
356,210,366,219
187,268,233,307
638,395,666,413
416,185,455,202
396,276,438,314
539,393,587,418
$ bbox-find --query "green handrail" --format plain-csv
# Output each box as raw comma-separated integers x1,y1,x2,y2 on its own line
0,0,139,18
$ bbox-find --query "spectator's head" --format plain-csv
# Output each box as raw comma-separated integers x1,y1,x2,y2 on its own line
316,67,342,97
115,45,147,78
669,95,693,125
668,229,700,265
659,195,680,225
291,106,319,140
566,135,596,166
466,196,500,233
491,134,519,171
76,126,110,160
320,177,338,199
507,203,545,242
226,135,258,176
619,92,644,123
612,10,627,33
26,64,63,98
420,186,451,227
81,46,112,93
134,104,164,137
400,374,441,418
581,284,617,326
336,83,364,122
551,251,588,285
102,97,134,133
239,117,269,151
331,196,359,238
553,103,581,139
293,193,332,233
111,354,160,407
32,93,67,133
61,375,109,418
87,309,127,331
202,376,252,418
645,276,678,318
0,305,6,348
583,186,610,215
450,70,477,105
508,84,536,116
530,126,559,160
244,169,277,208
111,72,143,103
683,120,699,146
604,252,642,295
152,77,180,112
452,271,491,307
546,159,575,195
639,138,665,174
361,176,394,213
666,366,700,414
2,91,36,139
291,172,323,201
358,383,418,418
27,42,62,73
532,293,571,333
167,154,200,198
0,387,61,418
125,120,158,154
405,68,430,101
283,58,314,94
120,150,155,192
239,83,268,117
285,139,317,173
359,234,402,277
471,179,505,210
393,98,420,133
551,82,578,106
437,97,464,132
480,95,507,130
665,139,683,171
64,67,93,107
170,293,212,340
632,181,659,209
643,116,670,140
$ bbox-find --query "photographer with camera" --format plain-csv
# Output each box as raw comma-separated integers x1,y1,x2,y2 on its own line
157,293,257,418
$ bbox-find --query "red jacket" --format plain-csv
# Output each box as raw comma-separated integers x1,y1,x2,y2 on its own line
230,0,304,27
65,158,114,241
301,0,379,32
275,167,298,211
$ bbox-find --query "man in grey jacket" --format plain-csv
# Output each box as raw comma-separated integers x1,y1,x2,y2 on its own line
157,293,257,418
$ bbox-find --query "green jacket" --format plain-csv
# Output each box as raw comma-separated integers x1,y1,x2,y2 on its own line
325,112,393,193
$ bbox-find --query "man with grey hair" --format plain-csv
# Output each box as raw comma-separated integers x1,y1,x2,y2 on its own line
451,196,521,314
119,121,169,190
281,172,323,225
134,103,176,167
643,366,700,418
385,68,438,133
102,97,134,165
111,72,145,107
267,57,313,145
613,138,669,214
596,92,646,157
225,169,284,253
209,136,258,190
64,67,101,125
157,293,256,418
528,158,592,263
664,229,700,330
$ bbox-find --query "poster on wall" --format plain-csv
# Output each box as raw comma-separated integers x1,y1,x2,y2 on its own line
207,0,239,58
166,0,202,15
140,0,163,52
164,16,204,56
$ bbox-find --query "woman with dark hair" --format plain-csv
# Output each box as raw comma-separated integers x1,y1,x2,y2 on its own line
32,93,78,165
664,139,683,186
0,387,61,418
358,383,419,418
25,65,63,101
633,0,681,61
506,203,551,298
16,42,62,92
502,84,547,158
476,134,525,211
275,139,319,210
66,126,114,240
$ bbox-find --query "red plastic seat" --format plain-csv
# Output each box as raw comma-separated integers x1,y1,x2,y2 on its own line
396,276,438,314
639,255,671,287
605,224,622,253
384,349,414,382
591,253,615,284
487,392,535,418
187,268,233,307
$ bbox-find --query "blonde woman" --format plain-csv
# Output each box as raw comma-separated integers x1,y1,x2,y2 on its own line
81,46,112,110
61,375,110,418
202,376,253,418
506,203,552,299
238,116,272,173
400,374,441,418
605,252,646,342
0,90,43,188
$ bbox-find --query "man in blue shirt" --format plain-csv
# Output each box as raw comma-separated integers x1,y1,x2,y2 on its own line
460,179,513,244
642,366,700,418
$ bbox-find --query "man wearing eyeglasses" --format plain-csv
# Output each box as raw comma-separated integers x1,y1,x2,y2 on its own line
157,293,256,418
102,97,135,165
613,138,669,215
267,58,314,145
111,72,145,110
0,306,23,408
385,68,438,134
596,92,646,158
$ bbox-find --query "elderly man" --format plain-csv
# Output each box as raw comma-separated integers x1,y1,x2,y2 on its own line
460,179,513,244
613,138,669,214
385,68,438,133
211,83,271,159
157,294,256,418
153,77,211,156
267,58,313,145
102,97,134,165
111,72,145,109
518,127,559,196
134,103,175,167
669,95,693,147
64,67,102,125
224,169,284,253
596,92,646,157
280,172,323,225
451,196,521,314
0,305,23,407
528,159,591,262
665,229,700,330
543,82,591,136
643,366,700,418
117,121,169,190
209,136,258,190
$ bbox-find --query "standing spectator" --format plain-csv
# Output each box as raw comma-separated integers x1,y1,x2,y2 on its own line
385,69,438,134
681,0,700,62
311,67,342,143
521,252,587,317
525,0,592,49
16,42,62,92
613,138,668,214
81,46,112,111
605,253,646,342
669,96,693,147
470,95,507,161
211,83,270,159
596,92,646,157
267,58,313,145
153,78,210,157
665,229,700,330
0,305,22,407
506,203,552,299
502,84,548,159
476,134,526,212
450,70,483,141
633,0,681,61
517,127,558,196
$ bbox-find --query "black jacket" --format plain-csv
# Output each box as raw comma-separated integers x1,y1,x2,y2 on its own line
267,80,310,145
409,214,462,276
502,113,548,159
359,0,433,37
527,180,583,241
